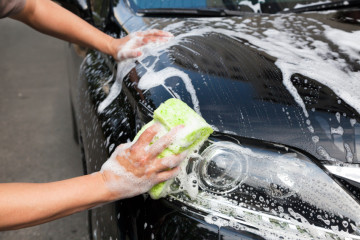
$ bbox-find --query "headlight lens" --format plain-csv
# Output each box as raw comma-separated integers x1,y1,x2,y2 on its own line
198,142,248,193
168,139,360,240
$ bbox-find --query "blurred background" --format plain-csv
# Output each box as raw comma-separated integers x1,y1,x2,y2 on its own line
0,18,89,240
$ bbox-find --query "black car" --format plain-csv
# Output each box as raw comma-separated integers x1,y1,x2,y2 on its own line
61,0,360,239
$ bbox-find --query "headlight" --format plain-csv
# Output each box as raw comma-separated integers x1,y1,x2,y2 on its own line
169,139,360,240
198,142,248,193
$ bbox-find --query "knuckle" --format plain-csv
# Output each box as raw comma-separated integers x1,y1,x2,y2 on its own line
129,144,137,154
138,155,148,164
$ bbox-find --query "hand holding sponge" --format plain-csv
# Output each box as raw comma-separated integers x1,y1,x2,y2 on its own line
134,98,213,199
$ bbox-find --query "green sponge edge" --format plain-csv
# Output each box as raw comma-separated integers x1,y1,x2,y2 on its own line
133,98,213,199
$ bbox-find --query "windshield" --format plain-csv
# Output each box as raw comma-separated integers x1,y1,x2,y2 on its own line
129,0,359,14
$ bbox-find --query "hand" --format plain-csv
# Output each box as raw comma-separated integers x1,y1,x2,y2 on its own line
108,29,174,61
99,123,186,200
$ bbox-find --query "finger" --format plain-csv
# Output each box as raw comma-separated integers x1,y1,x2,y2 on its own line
149,125,184,158
117,35,144,52
136,29,173,38
132,123,161,151
128,36,171,50
145,29,173,37
158,151,188,169
113,142,132,155
147,151,187,174
155,167,181,183
117,50,142,60
141,36,172,45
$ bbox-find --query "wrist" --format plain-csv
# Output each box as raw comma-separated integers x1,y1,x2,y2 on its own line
92,172,116,202
105,36,117,59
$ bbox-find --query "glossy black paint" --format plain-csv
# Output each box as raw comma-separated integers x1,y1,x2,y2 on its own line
59,0,92,23
120,13,360,164
63,0,360,239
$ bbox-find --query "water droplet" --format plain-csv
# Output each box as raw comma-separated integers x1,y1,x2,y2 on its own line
342,220,349,228
312,136,319,143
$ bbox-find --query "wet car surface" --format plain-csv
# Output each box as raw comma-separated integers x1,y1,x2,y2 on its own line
61,0,360,239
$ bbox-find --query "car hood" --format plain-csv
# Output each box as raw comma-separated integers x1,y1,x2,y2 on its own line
118,10,360,164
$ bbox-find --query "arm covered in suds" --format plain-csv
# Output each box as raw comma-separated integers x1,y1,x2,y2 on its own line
11,0,173,61
0,124,186,230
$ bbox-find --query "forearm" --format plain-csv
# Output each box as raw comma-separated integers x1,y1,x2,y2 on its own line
12,0,115,56
0,173,112,230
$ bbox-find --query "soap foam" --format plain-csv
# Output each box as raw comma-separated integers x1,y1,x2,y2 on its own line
138,67,201,115
294,0,331,9
97,59,136,113
97,33,174,114
161,151,188,168
238,0,265,13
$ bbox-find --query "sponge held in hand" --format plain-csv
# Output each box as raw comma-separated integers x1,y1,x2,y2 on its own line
134,98,213,199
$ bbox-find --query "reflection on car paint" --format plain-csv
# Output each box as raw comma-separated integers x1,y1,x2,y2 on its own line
294,0,331,9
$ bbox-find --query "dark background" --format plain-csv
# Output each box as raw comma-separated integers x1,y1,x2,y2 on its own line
0,18,89,239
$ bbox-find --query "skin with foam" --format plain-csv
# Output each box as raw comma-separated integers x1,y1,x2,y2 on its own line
100,124,186,199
